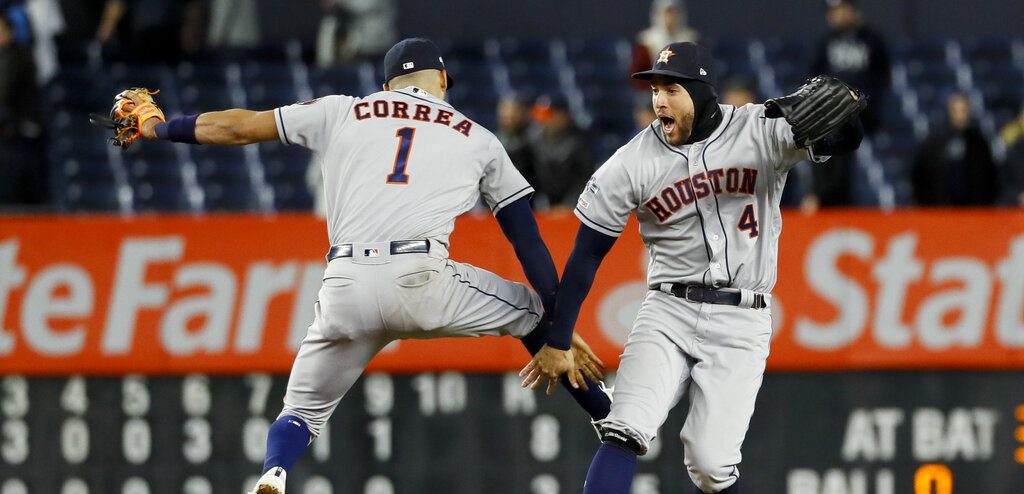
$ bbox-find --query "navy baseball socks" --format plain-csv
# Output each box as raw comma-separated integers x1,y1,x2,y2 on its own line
582,442,637,494
263,415,312,473
520,329,612,420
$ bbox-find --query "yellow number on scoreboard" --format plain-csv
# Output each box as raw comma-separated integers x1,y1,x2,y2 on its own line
914,464,952,494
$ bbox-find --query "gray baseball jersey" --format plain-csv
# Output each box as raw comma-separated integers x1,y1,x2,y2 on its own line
271,87,543,437
576,103,814,293
275,86,533,249
583,103,815,493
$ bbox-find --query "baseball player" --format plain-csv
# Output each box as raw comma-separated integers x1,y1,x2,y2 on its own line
519,42,865,493
99,38,612,494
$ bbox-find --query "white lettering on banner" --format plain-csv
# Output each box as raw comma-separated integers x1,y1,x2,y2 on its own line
160,263,236,355
915,259,990,350
22,265,93,356
235,263,298,352
288,263,324,352
102,238,183,353
0,241,27,355
793,232,1024,351
0,229,1021,359
871,234,922,348
795,229,873,349
995,237,1024,345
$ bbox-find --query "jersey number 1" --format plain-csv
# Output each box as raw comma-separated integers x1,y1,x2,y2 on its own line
738,204,759,238
386,127,416,184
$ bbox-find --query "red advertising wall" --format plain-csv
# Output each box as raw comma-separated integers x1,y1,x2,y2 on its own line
1,209,1023,374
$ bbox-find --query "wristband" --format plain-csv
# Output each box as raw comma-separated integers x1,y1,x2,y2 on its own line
157,115,200,144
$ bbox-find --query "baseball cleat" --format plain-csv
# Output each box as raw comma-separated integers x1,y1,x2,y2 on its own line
248,467,286,494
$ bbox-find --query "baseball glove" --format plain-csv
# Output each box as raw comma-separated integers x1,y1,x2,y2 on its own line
764,75,866,149
89,88,165,149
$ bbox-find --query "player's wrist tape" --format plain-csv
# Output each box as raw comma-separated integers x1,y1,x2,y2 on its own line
155,115,199,144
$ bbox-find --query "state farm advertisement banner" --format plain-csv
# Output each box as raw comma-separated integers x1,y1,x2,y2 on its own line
1,210,1023,375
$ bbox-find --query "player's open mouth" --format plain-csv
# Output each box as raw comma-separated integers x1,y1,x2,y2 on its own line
660,116,676,134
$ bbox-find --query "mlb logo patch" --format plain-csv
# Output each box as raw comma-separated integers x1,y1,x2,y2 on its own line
364,248,381,257
578,197,591,210
403,62,415,70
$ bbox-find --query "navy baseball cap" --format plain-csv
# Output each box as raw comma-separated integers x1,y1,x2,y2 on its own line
383,38,454,89
632,42,717,86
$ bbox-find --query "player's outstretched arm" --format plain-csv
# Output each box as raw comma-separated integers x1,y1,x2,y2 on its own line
95,88,279,148
149,109,279,146
520,223,616,392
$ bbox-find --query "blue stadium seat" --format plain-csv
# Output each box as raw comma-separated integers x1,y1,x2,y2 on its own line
246,83,298,110
308,65,366,97
64,181,123,212
506,61,563,96
564,38,628,67
241,62,295,86
437,40,494,65
761,38,812,68
894,38,952,64
179,84,233,115
497,38,554,65
961,37,1015,64
176,62,229,85
270,182,313,211
202,182,257,211
132,181,193,212
63,159,116,183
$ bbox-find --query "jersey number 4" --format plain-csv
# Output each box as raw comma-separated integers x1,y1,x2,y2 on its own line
738,204,759,238
386,127,416,184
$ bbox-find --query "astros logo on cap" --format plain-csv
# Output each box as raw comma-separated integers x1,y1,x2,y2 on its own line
657,49,675,64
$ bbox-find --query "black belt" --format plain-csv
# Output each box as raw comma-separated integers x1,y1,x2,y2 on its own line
326,240,430,261
652,283,766,309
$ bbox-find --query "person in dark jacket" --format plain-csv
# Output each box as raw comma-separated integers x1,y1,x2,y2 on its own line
804,0,891,211
911,92,998,206
0,11,46,207
524,93,593,208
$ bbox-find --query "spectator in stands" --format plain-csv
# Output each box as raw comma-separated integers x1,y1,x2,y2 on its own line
316,0,396,66
496,94,537,185
632,94,656,135
720,77,757,107
206,0,260,51
628,0,698,91
94,0,195,62
524,94,593,208
804,0,890,212
0,11,46,207
999,105,1024,207
811,0,889,135
911,92,998,206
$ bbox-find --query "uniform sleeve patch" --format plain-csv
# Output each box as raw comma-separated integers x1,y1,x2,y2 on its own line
577,197,590,210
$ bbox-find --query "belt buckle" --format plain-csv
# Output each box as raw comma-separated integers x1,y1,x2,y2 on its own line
683,285,696,302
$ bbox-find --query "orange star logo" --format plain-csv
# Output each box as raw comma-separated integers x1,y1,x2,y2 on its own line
657,49,675,64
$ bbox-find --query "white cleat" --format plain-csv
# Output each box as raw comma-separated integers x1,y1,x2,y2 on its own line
248,467,286,494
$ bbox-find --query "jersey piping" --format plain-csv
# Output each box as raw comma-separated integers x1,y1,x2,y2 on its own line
699,107,737,286
650,123,714,271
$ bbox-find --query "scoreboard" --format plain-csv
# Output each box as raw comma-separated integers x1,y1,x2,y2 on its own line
1,372,1023,494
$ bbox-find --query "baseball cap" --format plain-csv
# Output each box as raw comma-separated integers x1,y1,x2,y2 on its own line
632,41,717,86
383,38,455,89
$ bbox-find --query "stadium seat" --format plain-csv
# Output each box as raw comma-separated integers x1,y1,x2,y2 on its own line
64,181,124,212
202,182,258,211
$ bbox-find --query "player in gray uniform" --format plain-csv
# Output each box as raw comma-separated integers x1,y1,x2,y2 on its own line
519,42,864,493
114,38,611,494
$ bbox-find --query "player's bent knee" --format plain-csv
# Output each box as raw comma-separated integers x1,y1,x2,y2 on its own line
278,408,326,437
686,461,739,493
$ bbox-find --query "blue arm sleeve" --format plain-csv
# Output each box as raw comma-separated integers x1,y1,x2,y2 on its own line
494,196,559,317
547,223,617,350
